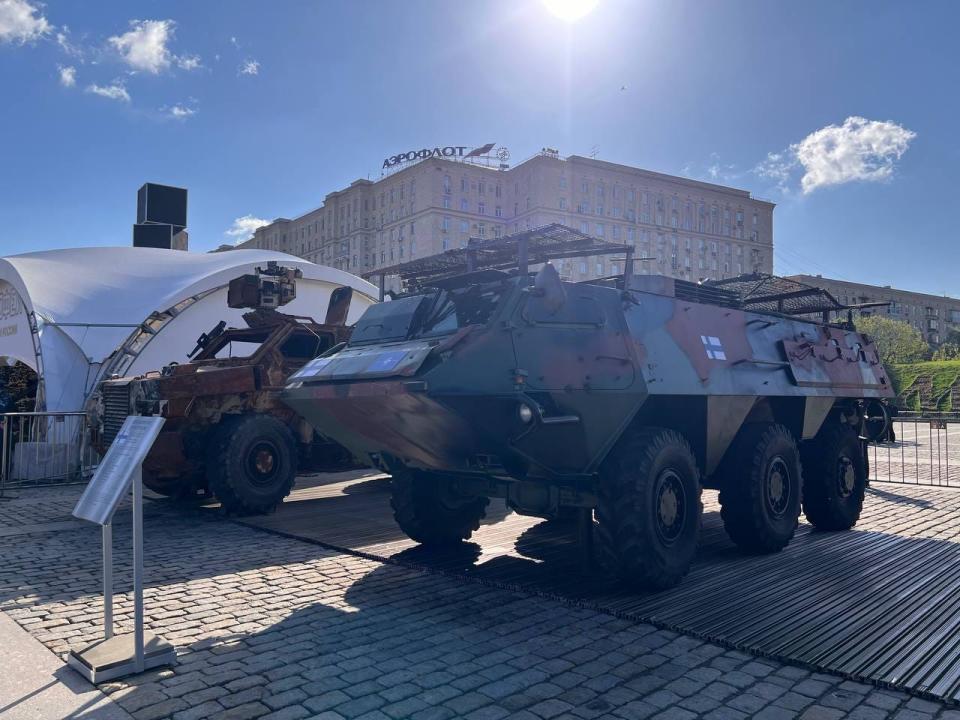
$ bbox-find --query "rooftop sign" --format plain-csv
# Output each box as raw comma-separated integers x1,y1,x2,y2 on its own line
382,143,496,170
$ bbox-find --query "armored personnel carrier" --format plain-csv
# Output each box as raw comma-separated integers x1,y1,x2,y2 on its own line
95,263,357,514
282,225,894,589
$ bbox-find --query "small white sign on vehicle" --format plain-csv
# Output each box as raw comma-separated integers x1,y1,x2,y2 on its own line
73,416,165,526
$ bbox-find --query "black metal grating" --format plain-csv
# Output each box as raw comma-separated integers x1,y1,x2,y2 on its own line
100,381,131,447
364,224,627,292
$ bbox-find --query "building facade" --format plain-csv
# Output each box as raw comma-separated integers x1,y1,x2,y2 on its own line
239,149,775,286
788,274,960,345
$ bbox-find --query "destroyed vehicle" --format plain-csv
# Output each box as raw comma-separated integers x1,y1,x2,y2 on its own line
282,225,894,589
95,263,357,514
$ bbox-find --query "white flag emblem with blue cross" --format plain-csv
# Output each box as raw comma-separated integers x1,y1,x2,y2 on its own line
701,335,726,360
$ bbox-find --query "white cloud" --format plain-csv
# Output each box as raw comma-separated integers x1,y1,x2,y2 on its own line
226,215,269,242
167,104,195,119
755,116,916,194
86,81,130,103
239,59,259,76
175,53,201,70
58,64,76,87
0,0,51,43
108,19,174,74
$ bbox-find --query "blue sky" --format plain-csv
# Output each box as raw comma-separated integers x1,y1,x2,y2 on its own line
0,0,956,295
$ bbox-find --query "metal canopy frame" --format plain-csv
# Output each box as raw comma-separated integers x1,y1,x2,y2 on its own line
364,223,630,295
705,273,888,318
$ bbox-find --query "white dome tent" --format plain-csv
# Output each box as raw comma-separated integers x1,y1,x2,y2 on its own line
0,247,378,413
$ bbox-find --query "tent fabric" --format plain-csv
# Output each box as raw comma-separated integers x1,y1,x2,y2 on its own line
0,247,378,411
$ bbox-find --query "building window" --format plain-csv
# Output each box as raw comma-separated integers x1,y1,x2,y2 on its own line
443,175,451,193
559,198,567,210
596,224,605,236
460,220,469,233
461,177,468,192
596,262,604,276
443,196,451,209
442,216,451,231
478,201,486,215
612,225,620,240
495,205,502,217
627,228,635,244
581,180,589,193
559,176,567,189
478,223,486,237
460,198,468,211
580,221,589,233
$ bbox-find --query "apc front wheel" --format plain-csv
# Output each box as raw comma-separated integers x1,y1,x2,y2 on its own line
596,428,701,591
802,423,866,530
390,469,489,546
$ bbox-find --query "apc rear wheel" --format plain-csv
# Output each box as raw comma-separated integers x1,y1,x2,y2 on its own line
719,424,802,553
390,469,489,546
801,423,866,530
596,427,701,590
206,415,297,515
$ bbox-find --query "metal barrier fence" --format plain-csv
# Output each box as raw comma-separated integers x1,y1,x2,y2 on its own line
869,417,960,487
0,411,96,496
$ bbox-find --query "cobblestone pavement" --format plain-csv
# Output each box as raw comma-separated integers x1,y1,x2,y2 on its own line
2,487,960,720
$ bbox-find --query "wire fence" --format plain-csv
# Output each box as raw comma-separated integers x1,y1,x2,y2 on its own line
0,411,96,497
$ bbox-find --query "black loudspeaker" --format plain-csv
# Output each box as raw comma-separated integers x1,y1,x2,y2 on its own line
133,223,174,249
137,183,187,229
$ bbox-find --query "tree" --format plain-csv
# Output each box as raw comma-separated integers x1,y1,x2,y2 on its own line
855,315,930,364
0,359,38,413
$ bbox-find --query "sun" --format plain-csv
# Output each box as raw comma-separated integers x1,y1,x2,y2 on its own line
541,0,600,22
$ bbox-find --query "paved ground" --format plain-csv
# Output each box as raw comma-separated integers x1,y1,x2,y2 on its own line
3,484,960,720
0,609,131,719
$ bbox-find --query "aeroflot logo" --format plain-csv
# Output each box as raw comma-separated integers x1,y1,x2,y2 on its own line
382,143,495,169
0,288,23,322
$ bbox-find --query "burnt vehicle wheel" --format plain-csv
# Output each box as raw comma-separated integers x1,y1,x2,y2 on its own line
596,427,701,590
390,469,490,546
206,415,297,515
142,470,204,501
801,422,866,530
719,423,802,554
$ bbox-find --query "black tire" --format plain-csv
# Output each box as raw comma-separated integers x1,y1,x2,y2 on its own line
718,424,802,553
801,422,866,530
206,415,297,515
390,468,489,546
596,427,702,590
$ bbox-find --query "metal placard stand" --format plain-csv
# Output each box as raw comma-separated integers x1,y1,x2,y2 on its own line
67,416,176,683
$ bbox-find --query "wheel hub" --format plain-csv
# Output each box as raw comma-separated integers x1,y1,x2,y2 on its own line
255,449,275,474
765,457,791,517
837,455,855,498
655,470,686,544
246,441,281,487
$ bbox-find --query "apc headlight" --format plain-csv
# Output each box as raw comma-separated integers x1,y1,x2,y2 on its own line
518,403,534,424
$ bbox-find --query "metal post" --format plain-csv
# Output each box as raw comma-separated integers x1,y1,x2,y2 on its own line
1,417,8,496
103,522,113,639
132,465,144,672
378,273,385,302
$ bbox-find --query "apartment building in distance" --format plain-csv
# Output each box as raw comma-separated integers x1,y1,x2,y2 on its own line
238,148,775,286
788,274,960,345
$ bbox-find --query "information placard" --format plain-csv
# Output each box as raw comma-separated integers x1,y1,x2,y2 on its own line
73,416,165,525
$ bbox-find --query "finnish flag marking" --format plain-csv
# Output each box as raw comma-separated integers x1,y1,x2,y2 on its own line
701,335,726,361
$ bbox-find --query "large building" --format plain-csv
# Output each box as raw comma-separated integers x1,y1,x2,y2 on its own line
239,148,775,285
788,274,960,344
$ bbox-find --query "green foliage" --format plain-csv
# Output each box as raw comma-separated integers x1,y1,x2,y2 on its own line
856,315,931,364
889,360,960,412
932,343,960,361
0,360,38,413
